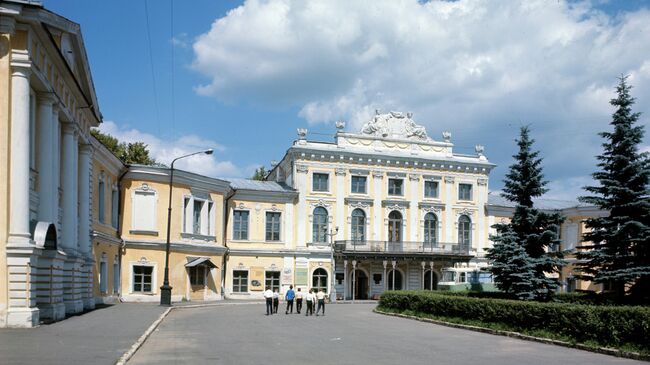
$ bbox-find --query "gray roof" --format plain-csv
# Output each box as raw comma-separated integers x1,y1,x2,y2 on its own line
227,178,295,193
487,192,589,210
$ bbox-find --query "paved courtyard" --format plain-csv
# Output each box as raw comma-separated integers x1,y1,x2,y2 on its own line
129,303,642,365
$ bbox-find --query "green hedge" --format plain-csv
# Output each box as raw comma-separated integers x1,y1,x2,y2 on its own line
379,291,650,350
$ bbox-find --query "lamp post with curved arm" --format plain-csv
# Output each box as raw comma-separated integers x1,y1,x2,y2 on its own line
160,149,214,306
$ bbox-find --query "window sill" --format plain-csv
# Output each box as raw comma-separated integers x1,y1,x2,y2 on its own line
181,232,217,241
129,230,159,236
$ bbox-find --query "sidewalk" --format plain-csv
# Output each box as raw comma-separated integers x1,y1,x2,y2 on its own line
0,303,166,365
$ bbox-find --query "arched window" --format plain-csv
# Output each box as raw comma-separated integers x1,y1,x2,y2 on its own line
312,207,328,243
424,270,438,290
351,209,366,242
423,213,437,248
387,269,403,290
388,211,402,243
458,215,471,247
312,268,328,293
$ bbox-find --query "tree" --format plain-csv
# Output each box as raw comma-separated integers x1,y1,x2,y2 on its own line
578,76,650,301
252,166,267,181
91,129,157,166
486,126,564,300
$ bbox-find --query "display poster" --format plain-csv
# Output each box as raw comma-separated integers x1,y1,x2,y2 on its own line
250,266,265,291
295,268,308,286
281,267,293,285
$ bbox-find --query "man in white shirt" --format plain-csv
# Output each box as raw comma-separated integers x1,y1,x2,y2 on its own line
263,287,274,315
295,288,304,314
315,288,327,316
305,289,315,316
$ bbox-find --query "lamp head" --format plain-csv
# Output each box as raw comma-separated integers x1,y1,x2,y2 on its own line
205,149,214,155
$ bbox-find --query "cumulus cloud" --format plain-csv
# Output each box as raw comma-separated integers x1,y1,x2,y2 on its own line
97,121,254,179
191,0,650,198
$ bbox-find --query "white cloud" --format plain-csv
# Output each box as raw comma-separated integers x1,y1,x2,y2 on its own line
97,121,251,179
190,0,650,198
543,175,594,201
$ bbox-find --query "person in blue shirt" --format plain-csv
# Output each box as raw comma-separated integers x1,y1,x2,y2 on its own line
285,285,295,314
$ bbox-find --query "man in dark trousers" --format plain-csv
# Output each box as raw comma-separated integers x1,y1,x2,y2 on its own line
315,288,326,316
263,287,273,315
295,288,303,314
285,285,295,314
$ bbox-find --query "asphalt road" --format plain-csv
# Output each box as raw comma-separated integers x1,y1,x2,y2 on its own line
128,303,643,365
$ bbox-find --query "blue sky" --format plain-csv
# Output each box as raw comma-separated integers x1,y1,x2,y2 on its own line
44,0,650,199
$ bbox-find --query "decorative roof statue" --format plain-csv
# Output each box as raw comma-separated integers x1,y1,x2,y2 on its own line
360,111,429,141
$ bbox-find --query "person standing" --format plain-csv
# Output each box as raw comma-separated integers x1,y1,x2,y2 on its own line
295,288,303,314
315,288,326,316
272,288,280,314
305,289,314,316
285,285,295,314
264,287,274,315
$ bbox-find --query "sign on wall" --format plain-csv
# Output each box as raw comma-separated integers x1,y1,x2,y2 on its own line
250,266,265,291
281,267,293,285
295,268,308,286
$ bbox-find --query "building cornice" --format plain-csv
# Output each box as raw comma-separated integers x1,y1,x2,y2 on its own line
124,240,227,254
125,165,232,194
232,189,298,203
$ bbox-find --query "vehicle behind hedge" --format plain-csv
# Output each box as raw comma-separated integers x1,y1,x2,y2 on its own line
437,267,498,292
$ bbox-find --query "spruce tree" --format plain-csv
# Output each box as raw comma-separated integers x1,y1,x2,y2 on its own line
578,76,650,301
487,126,564,300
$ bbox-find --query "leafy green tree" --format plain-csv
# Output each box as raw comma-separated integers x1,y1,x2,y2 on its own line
91,129,157,166
252,166,267,181
487,126,564,300
578,76,650,302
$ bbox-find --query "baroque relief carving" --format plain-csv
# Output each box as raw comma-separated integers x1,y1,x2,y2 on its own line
310,199,331,209
360,110,429,141
296,164,308,174
372,170,384,179
477,178,488,186
444,176,455,183
409,173,421,181
335,168,347,176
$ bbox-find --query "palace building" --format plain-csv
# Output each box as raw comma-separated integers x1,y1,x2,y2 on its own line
0,0,605,328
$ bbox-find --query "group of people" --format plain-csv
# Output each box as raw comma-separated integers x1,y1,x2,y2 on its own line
263,285,328,316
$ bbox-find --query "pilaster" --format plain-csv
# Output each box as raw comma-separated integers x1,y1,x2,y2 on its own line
444,176,454,242
335,168,345,240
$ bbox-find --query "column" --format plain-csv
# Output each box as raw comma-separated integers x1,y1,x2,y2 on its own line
7,54,32,246
429,261,435,289
343,260,348,300
51,104,61,232
476,178,488,256
61,124,78,254
351,260,357,301
444,176,454,243
296,164,308,247
77,144,92,257
372,171,383,240
37,93,56,223
335,168,345,240
421,261,426,290
382,260,387,292
391,260,396,290
409,174,420,242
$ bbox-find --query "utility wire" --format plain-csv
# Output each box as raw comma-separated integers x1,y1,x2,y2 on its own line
143,0,161,137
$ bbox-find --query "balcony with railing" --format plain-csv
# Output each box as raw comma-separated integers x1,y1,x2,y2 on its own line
334,240,473,256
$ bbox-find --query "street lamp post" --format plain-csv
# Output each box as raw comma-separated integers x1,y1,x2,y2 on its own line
160,149,214,306
324,226,339,303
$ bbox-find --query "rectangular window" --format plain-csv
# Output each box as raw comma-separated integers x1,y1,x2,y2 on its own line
193,200,203,235
111,189,119,228
207,202,214,236
189,266,206,286
351,176,367,194
98,181,105,223
183,197,190,233
99,261,108,293
458,184,473,201
265,212,281,241
424,181,439,198
232,270,248,293
132,265,153,293
312,173,329,192
233,210,249,240
113,261,120,294
133,191,156,231
265,271,280,291
388,178,403,196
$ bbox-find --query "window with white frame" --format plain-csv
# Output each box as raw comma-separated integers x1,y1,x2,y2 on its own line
111,188,119,228
351,176,367,194
132,265,153,293
458,184,473,201
312,207,328,243
458,215,472,246
113,257,120,294
313,173,329,192
183,196,215,237
388,178,403,196
265,212,281,241
233,210,249,240
423,213,438,247
351,208,366,241
424,181,439,198
312,268,328,293
193,200,203,234
98,178,105,223
132,189,156,231
232,270,248,292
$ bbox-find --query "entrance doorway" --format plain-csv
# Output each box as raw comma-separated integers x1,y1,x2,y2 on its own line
353,270,369,299
424,270,438,290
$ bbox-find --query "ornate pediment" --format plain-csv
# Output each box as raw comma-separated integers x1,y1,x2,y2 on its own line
360,110,429,141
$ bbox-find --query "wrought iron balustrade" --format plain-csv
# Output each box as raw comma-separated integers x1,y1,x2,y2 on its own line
334,240,471,255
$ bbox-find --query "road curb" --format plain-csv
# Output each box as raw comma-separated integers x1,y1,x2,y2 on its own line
115,307,172,365
373,308,649,362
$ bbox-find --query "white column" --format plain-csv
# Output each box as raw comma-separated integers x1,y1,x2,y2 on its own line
444,176,454,243
296,164,308,247
372,171,383,240
51,105,61,231
37,93,56,223
335,168,345,240
382,260,388,292
77,144,92,257
7,54,32,246
61,124,78,254
409,174,420,242
343,260,348,300
476,178,488,256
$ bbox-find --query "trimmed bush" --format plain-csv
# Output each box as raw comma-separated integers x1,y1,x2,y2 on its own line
379,291,650,350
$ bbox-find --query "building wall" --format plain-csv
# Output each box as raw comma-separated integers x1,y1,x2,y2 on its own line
0,28,12,328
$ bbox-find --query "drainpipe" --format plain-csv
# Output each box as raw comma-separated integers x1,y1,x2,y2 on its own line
221,187,236,299
116,166,129,301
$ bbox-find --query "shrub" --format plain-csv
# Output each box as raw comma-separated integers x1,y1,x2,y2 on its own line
379,291,650,350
